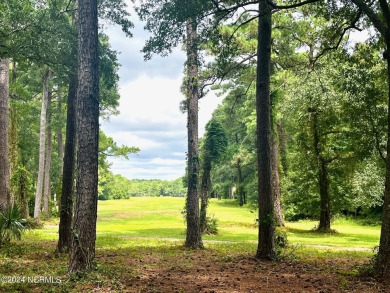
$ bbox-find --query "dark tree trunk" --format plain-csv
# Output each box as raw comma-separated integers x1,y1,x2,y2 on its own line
0,58,10,209
375,38,390,277
57,72,77,253
200,153,211,233
185,18,203,249
236,158,246,206
68,0,99,273
271,136,285,227
310,108,331,231
255,0,275,260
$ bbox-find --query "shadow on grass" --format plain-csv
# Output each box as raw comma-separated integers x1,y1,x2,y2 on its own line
211,199,241,208
284,227,346,238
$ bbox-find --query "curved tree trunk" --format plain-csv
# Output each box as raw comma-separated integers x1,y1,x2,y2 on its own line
34,70,50,219
185,18,203,249
68,0,99,273
255,0,275,260
0,58,10,209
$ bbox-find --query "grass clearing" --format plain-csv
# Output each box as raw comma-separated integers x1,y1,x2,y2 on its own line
0,197,384,292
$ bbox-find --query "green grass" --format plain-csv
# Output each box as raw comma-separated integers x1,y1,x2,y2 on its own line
0,197,381,292
24,197,380,252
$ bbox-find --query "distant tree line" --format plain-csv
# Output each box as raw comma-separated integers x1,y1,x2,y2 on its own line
98,176,186,200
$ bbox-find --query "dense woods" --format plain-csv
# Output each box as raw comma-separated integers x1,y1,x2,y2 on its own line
1,0,390,284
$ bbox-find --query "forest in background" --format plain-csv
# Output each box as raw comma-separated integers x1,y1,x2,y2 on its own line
1,0,390,279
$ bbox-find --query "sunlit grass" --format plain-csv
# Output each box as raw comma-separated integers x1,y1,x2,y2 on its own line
23,197,380,252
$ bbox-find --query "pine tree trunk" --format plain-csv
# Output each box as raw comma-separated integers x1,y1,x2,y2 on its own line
255,0,275,260
68,0,99,273
57,72,77,253
375,41,390,277
34,70,50,219
0,58,10,209
271,136,285,227
185,18,203,249
58,0,78,253
43,88,53,218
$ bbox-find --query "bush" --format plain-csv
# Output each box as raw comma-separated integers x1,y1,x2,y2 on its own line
203,214,219,235
0,204,28,244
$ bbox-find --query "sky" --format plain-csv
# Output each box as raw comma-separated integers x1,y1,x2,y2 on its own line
100,15,223,181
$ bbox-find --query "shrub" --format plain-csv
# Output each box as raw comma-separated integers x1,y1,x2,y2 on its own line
0,204,28,244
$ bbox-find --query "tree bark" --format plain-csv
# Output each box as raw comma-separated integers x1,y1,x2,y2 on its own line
255,0,275,260
375,38,390,277
0,58,10,209
34,70,50,219
185,18,203,249
43,88,53,218
57,72,77,253
68,0,99,273
310,108,331,231
271,136,285,227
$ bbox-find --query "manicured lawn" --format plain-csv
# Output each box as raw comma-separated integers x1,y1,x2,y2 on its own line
35,197,380,252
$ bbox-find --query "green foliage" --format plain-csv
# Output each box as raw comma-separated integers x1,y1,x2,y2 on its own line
98,173,187,200
0,204,28,244
203,214,219,235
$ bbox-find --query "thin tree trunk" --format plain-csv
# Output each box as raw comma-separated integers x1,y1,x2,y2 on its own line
0,58,10,209
255,0,275,260
185,18,203,249
58,0,78,253
236,158,246,206
43,88,53,218
200,154,211,233
310,108,331,231
271,136,285,227
57,72,77,253
57,87,64,174
375,40,390,277
34,70,50,219
68,0,99,273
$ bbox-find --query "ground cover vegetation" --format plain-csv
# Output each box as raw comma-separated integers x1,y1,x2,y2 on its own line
0,198,385,292
1,0,390,289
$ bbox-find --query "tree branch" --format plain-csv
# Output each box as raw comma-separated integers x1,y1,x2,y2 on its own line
350,0,387,36
267,0,321,10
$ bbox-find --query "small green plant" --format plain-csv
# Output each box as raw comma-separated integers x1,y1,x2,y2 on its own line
357,246,379,276
203,214,218,235
0,204,28,244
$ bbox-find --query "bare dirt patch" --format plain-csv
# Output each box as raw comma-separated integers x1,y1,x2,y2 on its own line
95,249,388,292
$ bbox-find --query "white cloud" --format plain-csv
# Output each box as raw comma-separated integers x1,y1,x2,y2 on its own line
101,18,223,180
